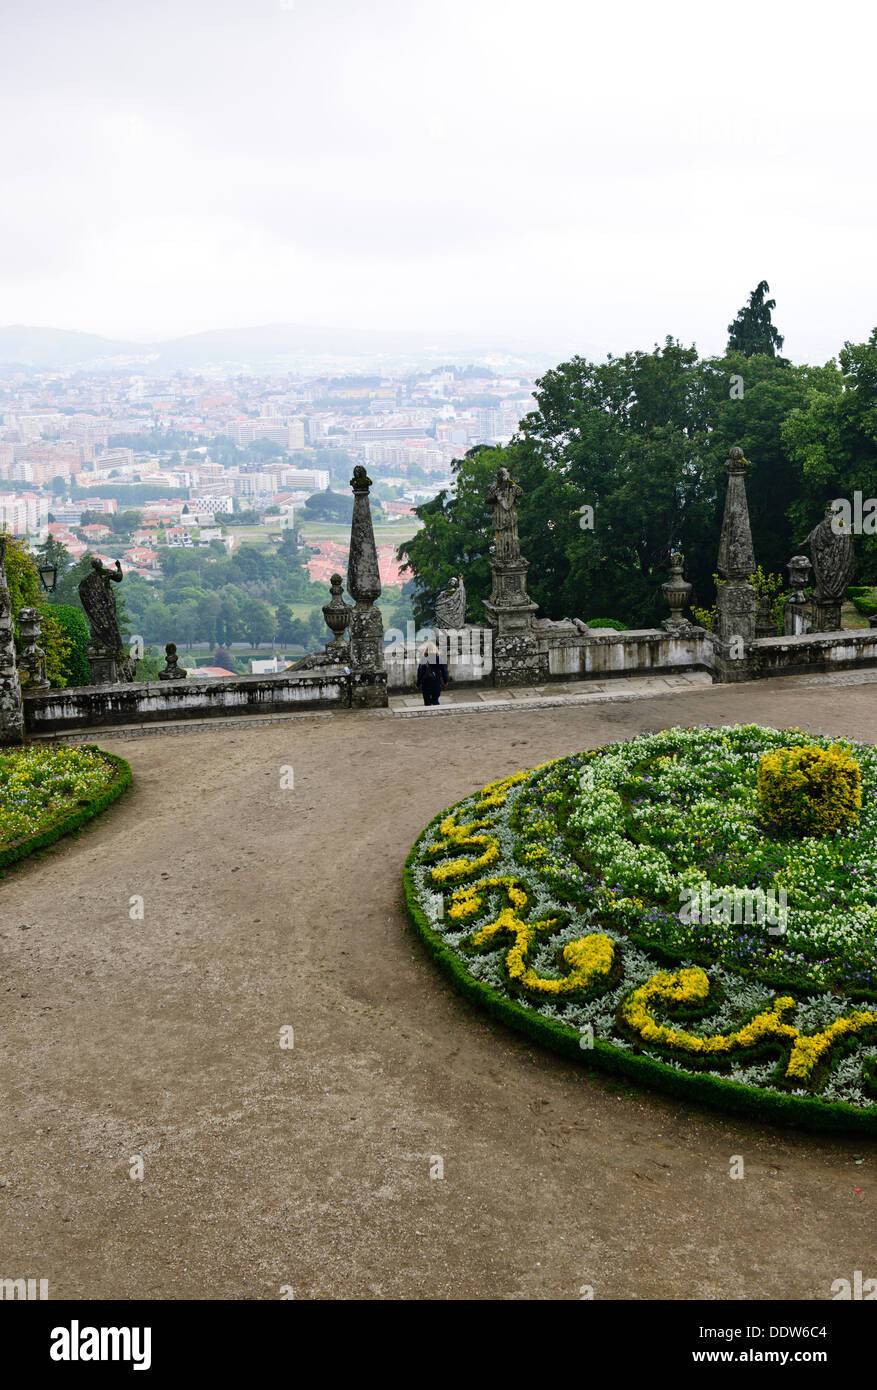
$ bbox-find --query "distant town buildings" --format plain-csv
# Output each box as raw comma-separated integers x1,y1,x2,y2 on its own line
0,364,538,572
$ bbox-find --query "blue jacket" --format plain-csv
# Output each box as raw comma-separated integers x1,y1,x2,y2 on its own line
416,658,448,691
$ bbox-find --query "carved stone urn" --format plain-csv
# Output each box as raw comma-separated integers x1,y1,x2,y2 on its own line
661,552,693,631
322,573,352,655
787,554,811,604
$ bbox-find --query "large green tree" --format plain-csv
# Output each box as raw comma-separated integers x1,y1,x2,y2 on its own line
727,280,785,358
400,337,848,625
782,330,877,581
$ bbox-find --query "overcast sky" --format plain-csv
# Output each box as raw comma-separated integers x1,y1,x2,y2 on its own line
2,0,875,362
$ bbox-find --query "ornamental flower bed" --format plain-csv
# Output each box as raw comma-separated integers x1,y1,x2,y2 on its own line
403,725,877,1131
0,744,131,869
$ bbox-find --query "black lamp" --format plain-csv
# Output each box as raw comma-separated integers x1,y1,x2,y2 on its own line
38,561,58,594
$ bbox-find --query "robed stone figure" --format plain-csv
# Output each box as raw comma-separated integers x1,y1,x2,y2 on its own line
486,467,523,563
78,557,124,652
435,574,466,629
804,503,855,601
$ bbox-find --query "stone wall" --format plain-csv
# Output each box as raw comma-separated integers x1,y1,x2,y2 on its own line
750,629,877,678
384,626,712,690
22,668,376,735
540,628,713,680
383,628,493,689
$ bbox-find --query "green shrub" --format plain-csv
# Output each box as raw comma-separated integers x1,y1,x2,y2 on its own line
758,744,862,836
585,618,628,631
1,534,71,685
51,604,90,686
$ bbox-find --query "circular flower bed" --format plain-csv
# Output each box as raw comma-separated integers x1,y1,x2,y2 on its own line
0,744,132,870
403,725,877,1131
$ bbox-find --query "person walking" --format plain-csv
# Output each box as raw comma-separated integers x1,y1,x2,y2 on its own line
416,642,449,706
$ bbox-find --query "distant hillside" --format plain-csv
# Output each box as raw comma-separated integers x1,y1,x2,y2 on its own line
0,324,138,368
0,322,563,374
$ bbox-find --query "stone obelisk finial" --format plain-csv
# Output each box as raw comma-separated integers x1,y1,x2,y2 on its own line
714,446,757,679
346,466,386,705
717,445,756,580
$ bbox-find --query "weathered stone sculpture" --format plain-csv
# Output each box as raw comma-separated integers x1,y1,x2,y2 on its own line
293,573,353,671
483,466,547,686
713,447,757,681
78,557,125,684
346,466,387,707
16,608,50,690
0,537,24,746
322,573,352,656
803,502,855,632
661,552,694,633
435,574,466,630
487,468,524,563
784,555,812,636
158,642,187,680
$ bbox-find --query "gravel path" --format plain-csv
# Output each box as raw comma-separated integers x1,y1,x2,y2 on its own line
1,679,875,1300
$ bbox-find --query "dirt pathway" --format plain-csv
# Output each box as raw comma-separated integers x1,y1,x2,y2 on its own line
1,681,874,1299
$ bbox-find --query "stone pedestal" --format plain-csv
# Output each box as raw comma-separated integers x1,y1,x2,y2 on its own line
16,607,50,691
755,595,776,639
811,598,843,633
483,559,548,686
713,580,757,681
349,603,384,676
87,645,119,685
784,555,812,636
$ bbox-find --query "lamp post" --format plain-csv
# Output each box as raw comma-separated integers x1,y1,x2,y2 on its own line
38,562,58,595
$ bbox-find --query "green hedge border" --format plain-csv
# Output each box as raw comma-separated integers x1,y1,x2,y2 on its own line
403,806,877,1134
0,746,133,872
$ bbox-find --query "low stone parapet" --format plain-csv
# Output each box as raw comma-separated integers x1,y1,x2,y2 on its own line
540,627,713,680
23,668,360,734
751,629,877,677
384,628,493,690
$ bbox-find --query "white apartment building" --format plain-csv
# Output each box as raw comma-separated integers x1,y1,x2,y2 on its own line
281,467,329,491
183,495,234,517
0,490,49,538
97,447,136,470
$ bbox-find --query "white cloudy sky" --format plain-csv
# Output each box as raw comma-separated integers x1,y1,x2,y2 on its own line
1,0,875,361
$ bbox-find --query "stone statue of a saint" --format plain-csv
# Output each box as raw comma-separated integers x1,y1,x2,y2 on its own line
79,557,124,651
435,574,466,629
78,557,130,682
803,503,855,601
486,467,523,563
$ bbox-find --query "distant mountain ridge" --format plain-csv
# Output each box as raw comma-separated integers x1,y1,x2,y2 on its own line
0,322,561,374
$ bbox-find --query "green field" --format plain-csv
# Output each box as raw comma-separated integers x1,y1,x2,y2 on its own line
230,517,421,547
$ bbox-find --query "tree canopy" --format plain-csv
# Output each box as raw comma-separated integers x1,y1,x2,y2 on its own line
399,332,877,629
727,280,785,358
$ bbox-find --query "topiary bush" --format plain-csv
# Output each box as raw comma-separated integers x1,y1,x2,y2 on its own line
758,744,862,837
585,618,628,631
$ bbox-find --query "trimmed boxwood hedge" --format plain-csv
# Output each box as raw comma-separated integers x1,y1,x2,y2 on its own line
0,747,132,872
403,806,877,1135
